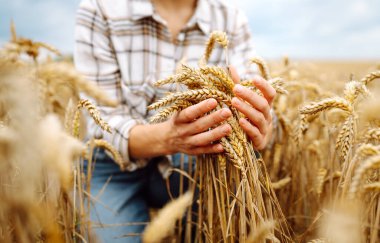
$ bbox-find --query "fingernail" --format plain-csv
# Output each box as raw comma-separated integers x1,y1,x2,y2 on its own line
217,144,224,152
240,117,248,125
207,99,216,108
232,97,240,106
223,125,231,134
221,109,231,119
234,84,243,93
253,77,265,84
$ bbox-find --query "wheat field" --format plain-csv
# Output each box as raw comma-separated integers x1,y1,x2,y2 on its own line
0,24,379,243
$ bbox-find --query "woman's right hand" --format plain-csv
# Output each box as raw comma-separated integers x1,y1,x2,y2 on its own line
162,98,232,155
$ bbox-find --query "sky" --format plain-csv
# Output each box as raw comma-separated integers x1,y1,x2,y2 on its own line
0,0,379,60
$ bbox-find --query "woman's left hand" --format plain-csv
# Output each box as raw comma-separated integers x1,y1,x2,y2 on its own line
229,66,276,150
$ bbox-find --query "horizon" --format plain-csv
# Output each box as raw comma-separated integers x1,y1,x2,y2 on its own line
1,0,379,60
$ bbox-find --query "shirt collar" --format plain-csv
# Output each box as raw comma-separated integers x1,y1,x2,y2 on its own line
130,0,211,35
189,0,211,34
129,0,155,21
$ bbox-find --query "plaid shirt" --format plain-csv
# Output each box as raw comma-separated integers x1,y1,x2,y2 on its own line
74,0,256,173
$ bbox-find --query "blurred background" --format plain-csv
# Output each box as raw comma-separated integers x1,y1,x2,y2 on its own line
0,0,379,60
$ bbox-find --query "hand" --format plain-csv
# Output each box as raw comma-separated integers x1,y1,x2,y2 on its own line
229,66,276,150
163,98,232,155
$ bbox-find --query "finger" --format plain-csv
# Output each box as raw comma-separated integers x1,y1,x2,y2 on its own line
232,97,267,135
252,76,276,106
176,98,217,123
187,143,224,155
233,84,271,120
189,108,232,134
239,118,266,150
228,65,240,84
188,124,231,147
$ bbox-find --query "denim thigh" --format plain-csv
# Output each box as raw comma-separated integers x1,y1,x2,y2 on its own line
84,149,149,243
84,150,195,243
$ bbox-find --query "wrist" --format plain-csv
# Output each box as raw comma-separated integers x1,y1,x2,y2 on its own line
157,120,176,155
129,122,173,159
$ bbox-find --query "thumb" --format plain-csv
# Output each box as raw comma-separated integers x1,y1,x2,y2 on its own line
228,65,240,84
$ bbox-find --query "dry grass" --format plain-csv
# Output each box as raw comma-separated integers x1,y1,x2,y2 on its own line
1,23,380,243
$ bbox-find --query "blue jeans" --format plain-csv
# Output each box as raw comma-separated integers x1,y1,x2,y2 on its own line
84,149,194,243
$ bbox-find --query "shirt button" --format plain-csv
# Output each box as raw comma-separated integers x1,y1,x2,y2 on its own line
178,32,185,42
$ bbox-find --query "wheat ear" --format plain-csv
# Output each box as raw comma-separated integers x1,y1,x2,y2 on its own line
149,100,194,123
142,192,193,243
360,71,380,85
154,65,210,89
349,154,380,198
250,56,271,80
363,128,380,143
242,77,288,95
272,177,291,190
77,99,112,133
200,31,228,66
363,182,380,192
246,221,276,243
315,168,327,196
199,66,235,94
87,139,127,171
343,80,369,104
300,97,353,116
335,115,355,161
147,89,231,111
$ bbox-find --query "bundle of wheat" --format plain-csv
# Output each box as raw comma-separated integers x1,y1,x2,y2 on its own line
146,31,291,243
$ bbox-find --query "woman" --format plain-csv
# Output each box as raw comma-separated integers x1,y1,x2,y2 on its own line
74,0,276,242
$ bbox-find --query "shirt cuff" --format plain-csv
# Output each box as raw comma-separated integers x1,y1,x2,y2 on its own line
104,118,149,171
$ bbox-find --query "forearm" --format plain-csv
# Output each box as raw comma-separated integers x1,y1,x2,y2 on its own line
128,122,172,159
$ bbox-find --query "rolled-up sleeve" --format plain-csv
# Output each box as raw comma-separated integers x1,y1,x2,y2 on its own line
74,0,146,166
